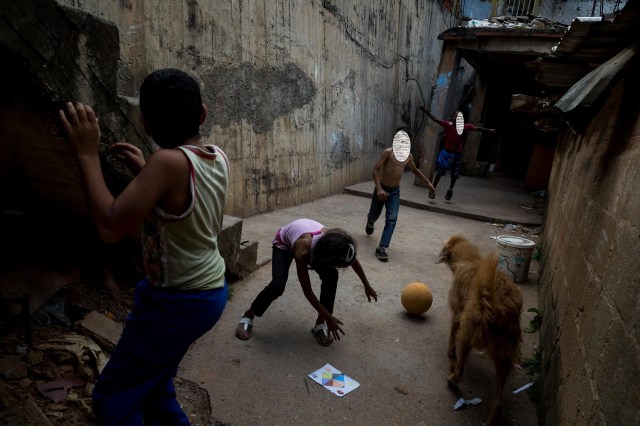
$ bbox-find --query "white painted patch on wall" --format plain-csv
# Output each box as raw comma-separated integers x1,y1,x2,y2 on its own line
356,135,363,149
127,24,143,35
330,131,339,145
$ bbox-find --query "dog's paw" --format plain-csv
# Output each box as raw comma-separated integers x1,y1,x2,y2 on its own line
447,373,459,385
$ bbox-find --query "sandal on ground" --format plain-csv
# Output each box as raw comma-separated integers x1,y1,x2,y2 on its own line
429,191,436,200
235,317,253,340
311,322,334,346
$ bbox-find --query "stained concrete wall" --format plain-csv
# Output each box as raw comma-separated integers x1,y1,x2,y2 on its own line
52,0,450,218
417,44,477,181
538,77,640,424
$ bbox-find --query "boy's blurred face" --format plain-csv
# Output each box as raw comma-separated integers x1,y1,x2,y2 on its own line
454,111,464,135
392,130,410,162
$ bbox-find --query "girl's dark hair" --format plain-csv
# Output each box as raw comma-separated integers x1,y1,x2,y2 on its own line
139,68,203,148
312,228,357,268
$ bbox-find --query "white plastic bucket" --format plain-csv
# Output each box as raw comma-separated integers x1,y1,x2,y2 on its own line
496,235,536,283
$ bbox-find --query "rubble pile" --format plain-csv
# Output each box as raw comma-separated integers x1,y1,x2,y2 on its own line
467,15,569,30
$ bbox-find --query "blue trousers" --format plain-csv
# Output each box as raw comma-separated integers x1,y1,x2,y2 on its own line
367,184,400,248
92,279,227,425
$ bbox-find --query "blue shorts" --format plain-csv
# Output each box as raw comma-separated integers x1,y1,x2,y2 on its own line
435,149,462,179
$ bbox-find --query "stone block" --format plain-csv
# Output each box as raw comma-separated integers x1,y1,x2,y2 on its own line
587,213,616,279
618,155,640,228
541,348,562,425
579,286,613,366
574,364,595,424
585,401,606,426
594,320,640,424
554,277,570,326
236,240,259,278
565,253,590,310
219,215,243,277
558,313,579,373
539,296,558,354
607,221,640,325
79,311,123,352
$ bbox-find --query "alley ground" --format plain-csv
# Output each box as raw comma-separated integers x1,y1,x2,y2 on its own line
179,172,544,426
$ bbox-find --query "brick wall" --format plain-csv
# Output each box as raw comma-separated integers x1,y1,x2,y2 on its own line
538,77,640,425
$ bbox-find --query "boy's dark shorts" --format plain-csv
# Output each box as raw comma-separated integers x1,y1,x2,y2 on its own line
435,149,462,179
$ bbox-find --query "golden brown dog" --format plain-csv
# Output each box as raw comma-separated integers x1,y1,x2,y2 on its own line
438,235,523,426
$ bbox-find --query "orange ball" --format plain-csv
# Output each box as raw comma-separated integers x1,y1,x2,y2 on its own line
401,282,433,315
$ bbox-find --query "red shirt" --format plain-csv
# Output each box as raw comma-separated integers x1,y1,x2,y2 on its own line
438,119,475,153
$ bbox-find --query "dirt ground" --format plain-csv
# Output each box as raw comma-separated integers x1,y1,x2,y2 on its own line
1,189,542,426
180,193,542,426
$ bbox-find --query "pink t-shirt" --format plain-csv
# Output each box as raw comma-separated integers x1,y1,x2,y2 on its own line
273,219,325,251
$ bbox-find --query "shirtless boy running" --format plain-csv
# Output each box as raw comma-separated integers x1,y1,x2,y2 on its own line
365,130,436,261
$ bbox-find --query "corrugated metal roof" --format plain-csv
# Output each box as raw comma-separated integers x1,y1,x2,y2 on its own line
552,16,639,60
439,2,638,90
536,1,639,89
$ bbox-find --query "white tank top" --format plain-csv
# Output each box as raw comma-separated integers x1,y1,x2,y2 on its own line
142,145,229,290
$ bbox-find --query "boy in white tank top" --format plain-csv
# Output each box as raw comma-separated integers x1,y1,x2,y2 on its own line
60,68,228,424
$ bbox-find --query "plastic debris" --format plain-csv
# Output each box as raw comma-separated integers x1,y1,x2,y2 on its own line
32,334,109,375
37,377,86,403
454,397,483,411
513,382,534,394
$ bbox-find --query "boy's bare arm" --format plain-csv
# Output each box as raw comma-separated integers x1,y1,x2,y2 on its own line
60,102,185,243
372,150,392,201
407,155,436,193
110,142,146,175
103,151,187,240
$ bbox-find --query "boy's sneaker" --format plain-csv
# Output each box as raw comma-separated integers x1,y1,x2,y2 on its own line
375,247,389,261
445,189,453,201
365,221,375,235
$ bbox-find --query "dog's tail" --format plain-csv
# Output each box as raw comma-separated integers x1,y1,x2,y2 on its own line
477,254,523,359
476,255,498,324
476,255,498,311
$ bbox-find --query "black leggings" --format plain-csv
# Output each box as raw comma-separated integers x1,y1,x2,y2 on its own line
250,246,339,317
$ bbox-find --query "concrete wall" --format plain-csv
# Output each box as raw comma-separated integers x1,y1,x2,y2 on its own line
538,77,640,424
417,44,477,180
54,0,450,218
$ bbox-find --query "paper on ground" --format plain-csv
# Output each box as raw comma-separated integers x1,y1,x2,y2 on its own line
454,397,482,410
308,363,360,397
